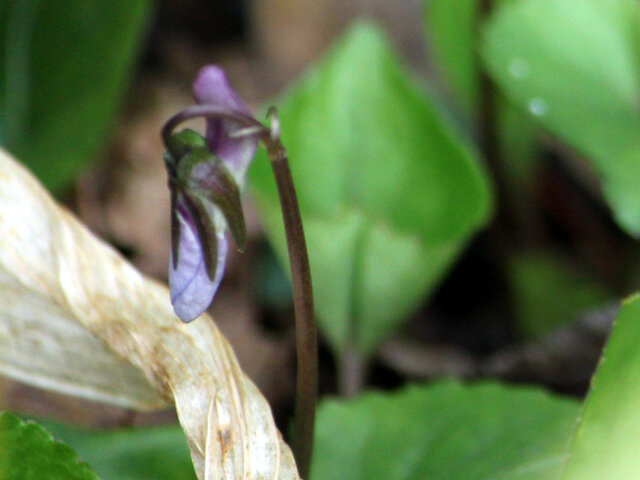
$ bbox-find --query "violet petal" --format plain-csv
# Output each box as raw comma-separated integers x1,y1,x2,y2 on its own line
193,65,258,184
170,201,228,322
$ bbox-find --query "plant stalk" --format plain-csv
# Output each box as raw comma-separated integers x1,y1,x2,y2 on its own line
338,345,365,398
337,222,367,398
262,131,317,480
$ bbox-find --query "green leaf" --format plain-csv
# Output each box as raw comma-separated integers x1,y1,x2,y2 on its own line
509,250,613,338
559,295,640,479
250,21,492,357
34,420,196,480
423,0,522,114
424,0,539,226
0,412,99,480
0,0,151,193
425,0,479,114
311,381,580,480
482,0,640,235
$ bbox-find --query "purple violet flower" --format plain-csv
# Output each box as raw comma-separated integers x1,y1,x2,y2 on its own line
165,66,259,322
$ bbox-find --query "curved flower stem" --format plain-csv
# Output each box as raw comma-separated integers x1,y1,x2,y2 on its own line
162,106,264,157
262,129,317,480
163,106,318,479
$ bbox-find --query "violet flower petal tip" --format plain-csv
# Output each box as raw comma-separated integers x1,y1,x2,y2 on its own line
193,65,251,115
169,206,229,323
192,64,259,184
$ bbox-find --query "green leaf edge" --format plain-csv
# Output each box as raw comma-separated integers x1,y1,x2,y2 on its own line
0,411,100,480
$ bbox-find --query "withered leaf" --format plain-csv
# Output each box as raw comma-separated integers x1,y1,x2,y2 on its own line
0,148,300,480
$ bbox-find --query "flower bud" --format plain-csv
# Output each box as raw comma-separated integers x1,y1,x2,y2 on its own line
164,66,259,322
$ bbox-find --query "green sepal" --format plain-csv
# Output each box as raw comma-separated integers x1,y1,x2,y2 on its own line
166,129,208,160
177,149,247,253
181,191,219,281
170,187,180,270
167,128,247,274
191,168,247,252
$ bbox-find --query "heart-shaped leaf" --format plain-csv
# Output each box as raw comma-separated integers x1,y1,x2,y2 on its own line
250,21,493,357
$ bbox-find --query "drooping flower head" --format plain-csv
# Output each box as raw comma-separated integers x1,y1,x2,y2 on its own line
163,66,259,322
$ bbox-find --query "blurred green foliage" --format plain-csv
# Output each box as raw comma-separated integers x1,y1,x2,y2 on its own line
560,295,640,479
0,0,151,193
35,419,196,480
250,21,493,359
508,250,613,338
425,0,480,114
311,381,580,480
425,0,539,226
482,0,640,235
0,412,99,480
3,0,640,477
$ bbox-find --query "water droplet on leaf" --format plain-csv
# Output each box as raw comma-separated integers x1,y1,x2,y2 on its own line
528,98,548,117
508,58,530,80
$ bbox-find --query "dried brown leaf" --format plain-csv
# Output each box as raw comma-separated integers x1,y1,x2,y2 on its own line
0,148,300,480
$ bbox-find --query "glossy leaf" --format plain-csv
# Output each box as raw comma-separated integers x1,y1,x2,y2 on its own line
311,381,580,480
482,0,640,235
0,412,99,480
560,295,640,478
36,420,196,480
424,0,538,229
250,22,492,357
0,0,151,192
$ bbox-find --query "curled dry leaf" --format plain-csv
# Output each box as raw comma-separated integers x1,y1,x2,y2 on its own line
0,149,300,480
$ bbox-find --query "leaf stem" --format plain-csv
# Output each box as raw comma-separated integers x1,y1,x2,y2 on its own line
338,222,368,398
338,345,365,398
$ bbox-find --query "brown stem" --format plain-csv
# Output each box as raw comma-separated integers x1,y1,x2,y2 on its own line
263,131,317,480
